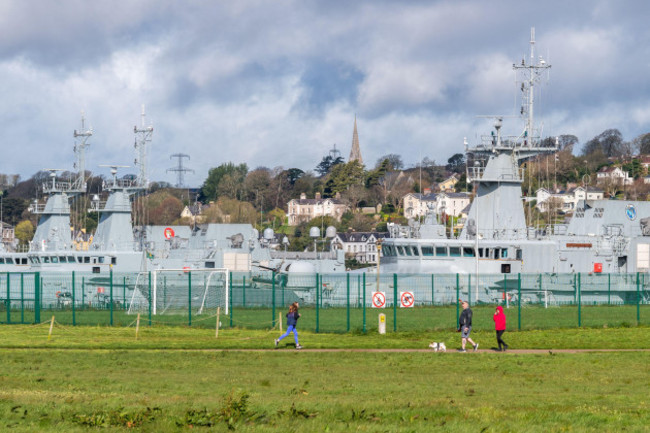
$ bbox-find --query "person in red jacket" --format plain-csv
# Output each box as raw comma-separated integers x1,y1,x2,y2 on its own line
493,306,508,351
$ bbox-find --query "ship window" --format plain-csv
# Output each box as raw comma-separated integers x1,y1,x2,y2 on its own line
111,257,116,265
20,258,27,265
98,256,105,263
411,246,419,256
6,258,13,264
501,264,511,273
478,249,484,258
77,257,83,263
92,257,97,264
463,247,475,257
59,256,67,263
516,249,522,260
449,247,461,257
43,257,50,263
0,258,4,264
68,256,75,262
84,257,90,263
397,246,405,256
404,246,412,256
205,261,215,268
51,256,59,263
501,249,508,258
92,266,100,274
435,246,448,257
421,246,434,256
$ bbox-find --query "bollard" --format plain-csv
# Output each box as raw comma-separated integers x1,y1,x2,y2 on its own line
216,307,221,339
135,313,141,340
378,313,386,334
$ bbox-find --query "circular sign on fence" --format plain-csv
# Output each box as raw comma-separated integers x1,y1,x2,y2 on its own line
400,291,415,308
164,227,175,239
372,292,386,308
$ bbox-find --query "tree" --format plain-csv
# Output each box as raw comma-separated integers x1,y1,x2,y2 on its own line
285,168,305,185
315,155,344,176
201,162,248,201
581,129,624,158
14,220,34,248
446,153,466,174
557,134,579,151
632,133,650,155
375,154,403,171
323,161,365,196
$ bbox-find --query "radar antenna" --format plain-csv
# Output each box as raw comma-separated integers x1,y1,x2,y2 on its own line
167,153,194,188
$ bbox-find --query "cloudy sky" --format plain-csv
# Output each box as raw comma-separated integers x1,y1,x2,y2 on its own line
1,0,649,187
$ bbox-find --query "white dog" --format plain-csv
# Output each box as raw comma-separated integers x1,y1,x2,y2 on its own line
428,342,446,352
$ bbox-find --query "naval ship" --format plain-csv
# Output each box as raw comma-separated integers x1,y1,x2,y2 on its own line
380,30,650,305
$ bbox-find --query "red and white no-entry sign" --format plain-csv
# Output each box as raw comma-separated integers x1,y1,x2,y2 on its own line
372,292,386,308
400,291,415,308
164,227,175,239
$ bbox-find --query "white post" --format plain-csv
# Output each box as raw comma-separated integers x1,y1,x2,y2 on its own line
135,313,140,340
215,307,220,338
378,313,386,334
152,270,157,315
279,312,283,332
47,315,55,341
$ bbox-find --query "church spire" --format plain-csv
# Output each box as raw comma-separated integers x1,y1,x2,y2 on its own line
349,115,363,165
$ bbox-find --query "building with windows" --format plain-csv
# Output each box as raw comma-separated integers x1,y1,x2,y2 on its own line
287,192,348,226
330,231,388,264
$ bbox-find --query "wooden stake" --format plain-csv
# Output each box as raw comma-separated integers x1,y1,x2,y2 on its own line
135,313,141,340
279,312,283,332
47,316,55,341
215,307,221,339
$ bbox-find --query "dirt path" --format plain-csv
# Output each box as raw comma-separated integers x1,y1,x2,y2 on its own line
239,348,650,354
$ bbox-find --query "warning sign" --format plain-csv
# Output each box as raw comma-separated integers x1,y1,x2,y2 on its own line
372,292,386,308
164,227,175,239
400,291,415,308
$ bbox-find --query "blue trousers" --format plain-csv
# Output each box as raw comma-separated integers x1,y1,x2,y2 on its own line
278,325,299,345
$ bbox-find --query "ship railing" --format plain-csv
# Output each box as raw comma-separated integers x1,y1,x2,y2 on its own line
42,181,73,193
467,166,524,183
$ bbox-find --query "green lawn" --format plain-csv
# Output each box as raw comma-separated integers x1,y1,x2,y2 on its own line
0,325,648,432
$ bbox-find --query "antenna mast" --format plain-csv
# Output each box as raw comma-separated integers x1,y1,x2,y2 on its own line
134,105,154,188
73,112,92,192
512,27,551,147
167,153,194,188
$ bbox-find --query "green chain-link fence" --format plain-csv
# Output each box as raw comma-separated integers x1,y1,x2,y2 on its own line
0,270,647,331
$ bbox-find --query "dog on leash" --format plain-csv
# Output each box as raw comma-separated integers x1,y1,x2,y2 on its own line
428,342,446,352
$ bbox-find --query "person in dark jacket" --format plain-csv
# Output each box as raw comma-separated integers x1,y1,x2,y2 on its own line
275,302,302,350
458,301,478,352
493,305,508,351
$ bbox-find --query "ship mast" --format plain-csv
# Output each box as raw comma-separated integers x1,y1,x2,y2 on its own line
134,105,153,189
73,113,92,192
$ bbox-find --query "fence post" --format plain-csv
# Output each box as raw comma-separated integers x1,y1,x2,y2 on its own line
608,273,611,305
148,271,152,326
393,273,397,332
272,271,276,328
229,272,233,328
20,273,24,324
315,273,320,333
455,273,460,327
34,272,41,324
82,276,85,308
188,271,192,327
109,269,114,326
362,272,366,333
72,271,76,326
346,272,350,332
123,276,126,310
431,274,435,306
242,276,246,308
578,272,581,327
636,272,641,326
468,274,471,306
6,272,11,324
517,273,521,331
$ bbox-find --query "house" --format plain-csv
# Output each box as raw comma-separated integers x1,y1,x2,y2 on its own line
535,186,604,212
330,231,388,264
438,174,458,192
402,191,470,219
596,166,632,186
287,192,348,226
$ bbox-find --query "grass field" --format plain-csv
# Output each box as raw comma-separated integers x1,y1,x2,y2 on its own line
0,325,648,432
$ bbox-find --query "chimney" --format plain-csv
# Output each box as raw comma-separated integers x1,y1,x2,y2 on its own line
300,193,306,200
423,188,431,195
315,192,321,200
335,192,341,199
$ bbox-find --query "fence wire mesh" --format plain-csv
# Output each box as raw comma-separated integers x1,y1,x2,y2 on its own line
0,270,647,331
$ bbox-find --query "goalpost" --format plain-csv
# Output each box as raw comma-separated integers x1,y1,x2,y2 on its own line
127,268,229,316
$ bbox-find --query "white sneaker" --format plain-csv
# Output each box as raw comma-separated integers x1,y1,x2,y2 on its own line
473,343,479,352
274,339,279,348
296,344,303,350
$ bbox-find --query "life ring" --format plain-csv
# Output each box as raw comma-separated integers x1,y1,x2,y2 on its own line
55,291,61,298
